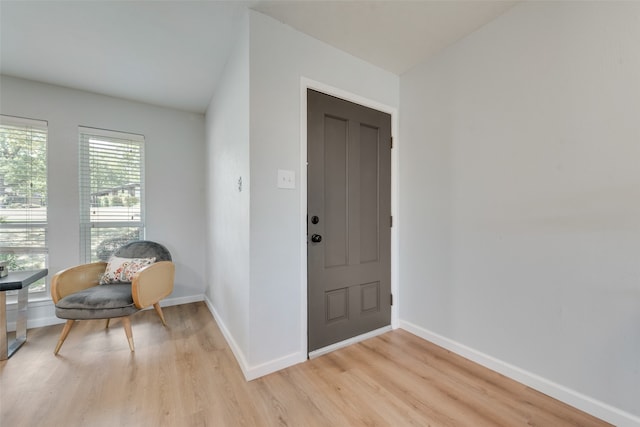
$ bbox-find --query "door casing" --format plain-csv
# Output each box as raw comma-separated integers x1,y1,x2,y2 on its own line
299,78,399,356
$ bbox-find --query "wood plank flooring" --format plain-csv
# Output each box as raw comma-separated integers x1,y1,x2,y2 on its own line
0,302,610,427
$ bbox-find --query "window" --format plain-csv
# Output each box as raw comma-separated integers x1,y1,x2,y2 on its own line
0,115,48,293
79,127,145,263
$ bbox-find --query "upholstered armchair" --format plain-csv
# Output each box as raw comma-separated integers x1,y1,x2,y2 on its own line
50,241,175,354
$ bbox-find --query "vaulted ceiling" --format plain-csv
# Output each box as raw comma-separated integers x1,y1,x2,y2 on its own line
0,1,515,113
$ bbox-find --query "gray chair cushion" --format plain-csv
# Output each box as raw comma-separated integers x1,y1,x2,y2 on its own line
55,284,139,320
114,240,172,262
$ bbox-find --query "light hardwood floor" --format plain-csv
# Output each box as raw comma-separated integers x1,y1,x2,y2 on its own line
0,302,610,427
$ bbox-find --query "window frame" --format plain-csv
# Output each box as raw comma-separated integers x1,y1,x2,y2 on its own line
78,126,146,263
0,114,49,297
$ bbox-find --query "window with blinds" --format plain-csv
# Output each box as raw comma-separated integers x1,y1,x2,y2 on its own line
79,127,145,263
0,115,48,293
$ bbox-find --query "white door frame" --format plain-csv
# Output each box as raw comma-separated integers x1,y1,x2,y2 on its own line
299,77,400,355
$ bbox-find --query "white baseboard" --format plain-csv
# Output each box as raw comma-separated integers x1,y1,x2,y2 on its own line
160,294,205,307
202,295,251,379
309,325,392,359
27,316,67,329
202,295,306,381
243,350,307,381
3,293,206,332
400,320,640,427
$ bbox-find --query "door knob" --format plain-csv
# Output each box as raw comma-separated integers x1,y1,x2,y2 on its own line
311,234,322,243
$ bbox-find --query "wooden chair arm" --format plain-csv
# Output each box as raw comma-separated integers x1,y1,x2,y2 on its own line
131,261,175,309
51,262,107,303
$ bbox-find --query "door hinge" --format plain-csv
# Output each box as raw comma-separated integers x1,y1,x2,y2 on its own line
390,216,393,227
390,294,393,306
390,137,393,149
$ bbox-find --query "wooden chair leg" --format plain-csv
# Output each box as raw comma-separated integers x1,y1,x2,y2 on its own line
121,317,135,352
105,318,110,329
153,302,167,327
54,320,75,355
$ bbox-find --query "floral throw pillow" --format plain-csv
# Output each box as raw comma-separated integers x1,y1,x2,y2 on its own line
100,256,156,284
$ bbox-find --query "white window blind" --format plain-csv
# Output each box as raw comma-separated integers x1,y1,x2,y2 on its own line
0,115,48,293
79,127,145,263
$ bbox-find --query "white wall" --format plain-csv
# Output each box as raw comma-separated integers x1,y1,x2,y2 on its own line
204,12,251,366
246,11,399,372
400,1,640,422
0,75,206,325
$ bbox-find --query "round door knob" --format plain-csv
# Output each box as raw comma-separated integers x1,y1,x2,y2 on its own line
311,234,322,243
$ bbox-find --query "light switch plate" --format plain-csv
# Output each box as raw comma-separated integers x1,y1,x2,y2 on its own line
277,169,295,189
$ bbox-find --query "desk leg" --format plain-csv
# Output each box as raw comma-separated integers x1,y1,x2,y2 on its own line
9,287,28,356
0,291,7,359
0,288,28,360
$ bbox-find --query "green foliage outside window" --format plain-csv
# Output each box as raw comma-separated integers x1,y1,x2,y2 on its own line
0,118,48,293
0,125,47,206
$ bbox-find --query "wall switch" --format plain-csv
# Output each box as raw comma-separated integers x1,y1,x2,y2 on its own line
277,169,295,189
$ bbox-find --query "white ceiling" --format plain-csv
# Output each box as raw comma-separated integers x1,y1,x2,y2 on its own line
0,1,516,113
252,1,516,76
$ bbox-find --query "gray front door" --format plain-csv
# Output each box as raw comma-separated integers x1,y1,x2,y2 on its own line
307,89,392,352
